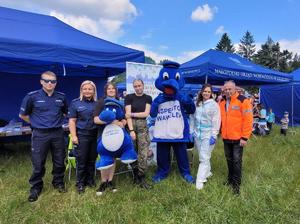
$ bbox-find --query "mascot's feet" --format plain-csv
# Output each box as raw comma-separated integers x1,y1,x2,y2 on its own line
120,150,137,164
152,173,167,184
183,174,195,184
96,156,114,170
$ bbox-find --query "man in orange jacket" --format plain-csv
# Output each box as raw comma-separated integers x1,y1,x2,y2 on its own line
219,80,253,195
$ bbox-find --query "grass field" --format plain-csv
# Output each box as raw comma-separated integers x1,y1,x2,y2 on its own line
0,125,299,224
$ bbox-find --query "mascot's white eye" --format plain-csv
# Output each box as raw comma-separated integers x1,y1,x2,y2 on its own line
163,72,169,80
175,72,180,80
105,108,109,111
112,109,116,113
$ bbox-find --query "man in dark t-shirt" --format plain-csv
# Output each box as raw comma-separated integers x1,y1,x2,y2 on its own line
125,79,152,189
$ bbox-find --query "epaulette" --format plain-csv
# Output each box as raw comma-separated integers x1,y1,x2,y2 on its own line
56,91,65,96
28,90,39,95
237,94,246,103
71,98,80,102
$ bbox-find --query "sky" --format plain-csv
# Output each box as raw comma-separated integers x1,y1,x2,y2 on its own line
1,0,300,63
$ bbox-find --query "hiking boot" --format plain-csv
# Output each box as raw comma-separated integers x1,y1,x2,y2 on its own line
28,190,39,202
96,182,107,196
137,176,152,190
77,185,85,194
233,186,240,195
107,181,117,193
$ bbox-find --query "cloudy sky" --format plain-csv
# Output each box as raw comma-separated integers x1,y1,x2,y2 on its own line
1,0,300,63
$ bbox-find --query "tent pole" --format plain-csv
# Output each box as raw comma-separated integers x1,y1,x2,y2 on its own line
205,75,208,84
292,84,294,128
62,64,66,76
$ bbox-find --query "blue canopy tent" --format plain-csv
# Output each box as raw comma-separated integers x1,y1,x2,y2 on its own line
180,49,292,86
260,68,300,126
0,7,144,122
181,84,221,96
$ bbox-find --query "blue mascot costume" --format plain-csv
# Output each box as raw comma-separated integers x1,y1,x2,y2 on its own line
150,61,196,183
96,98,137,170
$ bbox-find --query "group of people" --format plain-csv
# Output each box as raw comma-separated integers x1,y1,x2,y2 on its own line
20,70,253,202
19,71,153,202
252,99,289,136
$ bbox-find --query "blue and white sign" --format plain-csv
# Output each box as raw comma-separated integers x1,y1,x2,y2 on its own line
126,62,162,99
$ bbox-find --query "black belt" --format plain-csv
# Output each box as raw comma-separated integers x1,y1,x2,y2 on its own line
77,128,98,135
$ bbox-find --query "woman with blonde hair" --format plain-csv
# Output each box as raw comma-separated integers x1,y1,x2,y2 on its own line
68,80,98,194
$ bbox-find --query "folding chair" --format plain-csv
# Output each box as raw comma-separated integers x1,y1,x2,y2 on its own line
186,145,195,168
114,158,134,177
171,144,195,168
65,134,76,181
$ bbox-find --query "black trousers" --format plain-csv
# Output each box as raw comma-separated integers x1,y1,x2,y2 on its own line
223,141,244,189
75,130,97,186
30,128,66,193
267,122,273,131
280,128,287,136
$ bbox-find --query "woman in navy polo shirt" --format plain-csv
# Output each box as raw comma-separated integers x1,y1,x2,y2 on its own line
68,80,98,194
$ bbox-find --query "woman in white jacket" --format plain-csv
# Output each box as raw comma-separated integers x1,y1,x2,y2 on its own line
190,84,221,190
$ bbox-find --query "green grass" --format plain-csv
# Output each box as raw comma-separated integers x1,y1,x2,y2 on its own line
0,125,299,224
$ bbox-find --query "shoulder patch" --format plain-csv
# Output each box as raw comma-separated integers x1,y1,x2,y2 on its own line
237,95,246,103
28,90,38,95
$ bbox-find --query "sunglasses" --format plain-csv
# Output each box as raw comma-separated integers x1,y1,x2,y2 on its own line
41,78,57,84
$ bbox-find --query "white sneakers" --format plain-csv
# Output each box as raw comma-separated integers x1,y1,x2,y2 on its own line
196,182,204,190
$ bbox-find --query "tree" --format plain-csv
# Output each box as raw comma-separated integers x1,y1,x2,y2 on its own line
215,33,235,53
238,31,256,60
145,56,156,64
279,49,292,73
159,59,170,65
111,72,125,84
253,36,275,69
289,53,300,72
254,36,292,72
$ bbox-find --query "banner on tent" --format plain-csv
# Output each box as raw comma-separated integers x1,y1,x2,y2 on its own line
126,62,162,99
213,68,290,82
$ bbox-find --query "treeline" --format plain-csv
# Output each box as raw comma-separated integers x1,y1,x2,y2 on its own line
216,31,299,73
113,31,300,83
149,31,300,73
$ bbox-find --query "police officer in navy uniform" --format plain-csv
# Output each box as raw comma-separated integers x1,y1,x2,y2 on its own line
19,71,68,202
68,80,98,194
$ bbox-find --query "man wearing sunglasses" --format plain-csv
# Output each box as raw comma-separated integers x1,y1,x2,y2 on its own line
19,71,68,202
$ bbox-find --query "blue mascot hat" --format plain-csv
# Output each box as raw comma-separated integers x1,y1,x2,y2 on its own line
104,97,123,108
155,60,185,95
99,97,124,123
